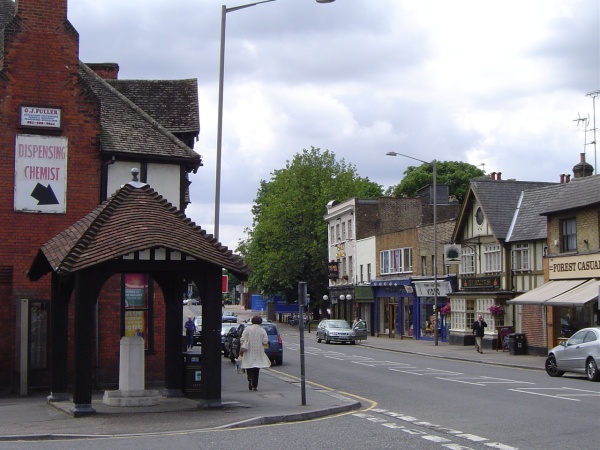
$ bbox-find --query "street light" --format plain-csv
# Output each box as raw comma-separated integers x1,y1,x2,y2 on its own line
386,152,439,345
214,0,336,241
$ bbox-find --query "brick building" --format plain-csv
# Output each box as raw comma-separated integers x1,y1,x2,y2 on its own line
0,0,220,395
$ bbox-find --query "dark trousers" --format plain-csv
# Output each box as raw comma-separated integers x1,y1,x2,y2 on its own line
186,331,194,348
246,368,260,388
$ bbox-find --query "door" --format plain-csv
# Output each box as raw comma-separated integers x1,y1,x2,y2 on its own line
388,303,397,338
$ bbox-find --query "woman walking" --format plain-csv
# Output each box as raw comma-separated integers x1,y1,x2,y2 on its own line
239,316,271,391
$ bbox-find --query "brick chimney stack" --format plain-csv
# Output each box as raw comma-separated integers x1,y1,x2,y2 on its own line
496,172,502,180
490,172,496,180
16,0,68,30
572,152,593,179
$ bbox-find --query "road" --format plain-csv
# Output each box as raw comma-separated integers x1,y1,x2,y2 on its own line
5,313,598,450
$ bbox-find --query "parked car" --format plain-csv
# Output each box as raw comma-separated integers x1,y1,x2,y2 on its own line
316,319,357,344
226,320,283,365
221,323,237,357
222,311,237,323
545,326,600,381
193,317,202,346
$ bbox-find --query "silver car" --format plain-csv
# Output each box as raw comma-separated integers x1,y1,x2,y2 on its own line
316,319,356,344
545,326,600,381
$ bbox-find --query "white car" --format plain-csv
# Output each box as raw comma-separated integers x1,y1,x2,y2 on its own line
545,326,600,381
316,319,356,344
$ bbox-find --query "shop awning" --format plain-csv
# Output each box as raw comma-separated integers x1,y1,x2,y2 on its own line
544,279,600,307
507,279,587,305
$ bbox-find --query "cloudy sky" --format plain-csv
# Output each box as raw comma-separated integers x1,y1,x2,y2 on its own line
68,0,599,252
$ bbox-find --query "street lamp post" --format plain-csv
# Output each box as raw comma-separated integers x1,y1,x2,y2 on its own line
214,0,336,241
386,152,439,345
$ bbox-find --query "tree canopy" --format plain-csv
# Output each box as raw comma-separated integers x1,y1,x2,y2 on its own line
238,147,382,303
385,161,485,202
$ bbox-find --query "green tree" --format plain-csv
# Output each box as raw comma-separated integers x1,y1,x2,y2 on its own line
385,161,485,202
238,147,382,303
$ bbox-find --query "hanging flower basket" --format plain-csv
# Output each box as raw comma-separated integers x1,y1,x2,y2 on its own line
440,303,451,316
488,304,505,316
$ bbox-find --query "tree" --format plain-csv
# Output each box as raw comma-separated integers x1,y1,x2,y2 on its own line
385,161,485,202
238,147,382,304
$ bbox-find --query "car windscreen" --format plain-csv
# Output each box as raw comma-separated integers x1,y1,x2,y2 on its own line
328,321,350,329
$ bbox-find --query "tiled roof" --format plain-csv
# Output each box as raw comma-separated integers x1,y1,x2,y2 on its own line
506,184,563,242
540,174,600,215
78,62,201,168
470,179,556,240
27,180,248,281
107,79,200,135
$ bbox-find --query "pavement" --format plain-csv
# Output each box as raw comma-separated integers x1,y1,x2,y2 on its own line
0,317,546,441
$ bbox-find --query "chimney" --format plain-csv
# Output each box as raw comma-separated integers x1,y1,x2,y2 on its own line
566,174,571,183
559,174,565,183
490,172,496,180
86,63,120,80
572,152,594,178
496,172,502,180
16,0,68,30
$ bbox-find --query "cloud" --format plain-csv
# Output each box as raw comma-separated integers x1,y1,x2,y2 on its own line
69,0,599,252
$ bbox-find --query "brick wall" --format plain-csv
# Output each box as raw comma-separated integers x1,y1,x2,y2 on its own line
0,1,103,388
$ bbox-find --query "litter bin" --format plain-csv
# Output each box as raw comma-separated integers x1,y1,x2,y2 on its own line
508,333,526,355
182,352,202,398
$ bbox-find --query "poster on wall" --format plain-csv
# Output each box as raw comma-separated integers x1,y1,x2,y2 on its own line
124,310,147,339
14,134,68,213
125,274,148,308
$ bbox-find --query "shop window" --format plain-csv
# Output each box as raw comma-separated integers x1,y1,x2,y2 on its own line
512,243,530,271
561,218,576,252
122,274,153,351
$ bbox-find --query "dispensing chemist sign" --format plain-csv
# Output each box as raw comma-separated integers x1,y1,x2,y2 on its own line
14,134,68,213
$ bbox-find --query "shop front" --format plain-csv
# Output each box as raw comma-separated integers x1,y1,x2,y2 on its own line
371,279,414,338
412,276,456,342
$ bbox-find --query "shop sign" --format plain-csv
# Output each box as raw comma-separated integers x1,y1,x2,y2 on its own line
414,280,452,297
14,134,68,213
461,276,500,290
327,261,339,279
548,255,600,280
19,106,62,129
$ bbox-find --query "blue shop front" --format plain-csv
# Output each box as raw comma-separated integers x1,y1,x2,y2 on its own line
371,275,456,341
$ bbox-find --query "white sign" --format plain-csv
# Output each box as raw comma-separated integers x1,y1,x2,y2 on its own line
14,134,68,213
20,106,62,129
413,280,452,297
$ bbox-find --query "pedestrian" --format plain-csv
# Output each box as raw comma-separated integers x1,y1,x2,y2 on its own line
239,315,271,391
184,316,196,349
472,314,487,354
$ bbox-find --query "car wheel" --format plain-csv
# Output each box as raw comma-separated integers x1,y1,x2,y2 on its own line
275,357,282,366
586,358,600,381
545,355,564,377
317,335,321,343
350,340,356,345
325,334,330,344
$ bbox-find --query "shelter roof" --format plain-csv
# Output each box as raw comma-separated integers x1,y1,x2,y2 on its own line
28,177,248,281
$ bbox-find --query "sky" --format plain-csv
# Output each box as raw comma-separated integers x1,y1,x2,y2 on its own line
68,0,600,252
